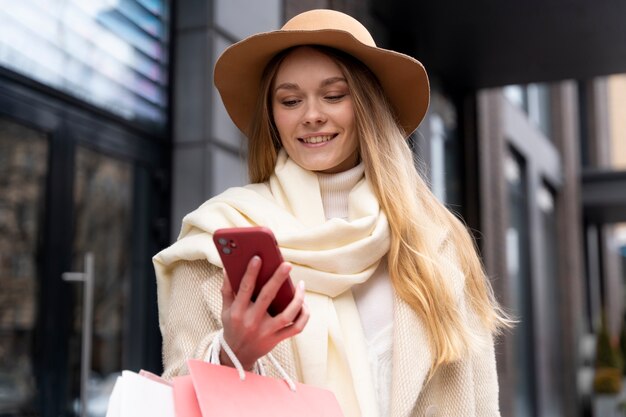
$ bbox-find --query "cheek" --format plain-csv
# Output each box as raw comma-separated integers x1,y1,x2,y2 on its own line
273,110,293,138
273,116,299,155
339,102,356,128
340,107,357,140
345,116,359,153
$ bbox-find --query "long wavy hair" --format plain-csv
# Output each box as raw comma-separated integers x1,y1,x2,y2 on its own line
247,45,511,374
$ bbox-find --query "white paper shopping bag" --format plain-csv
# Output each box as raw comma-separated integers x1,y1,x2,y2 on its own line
105,370,174,417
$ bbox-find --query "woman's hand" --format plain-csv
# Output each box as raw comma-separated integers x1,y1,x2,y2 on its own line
220,256,309,370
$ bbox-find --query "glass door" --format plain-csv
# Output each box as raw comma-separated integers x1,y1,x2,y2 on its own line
0,121,135,417
65,146,134,416
0,118,49,415
0,114,164,417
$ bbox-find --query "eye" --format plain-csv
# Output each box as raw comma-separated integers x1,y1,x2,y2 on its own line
281,98,300,107
325,93,347,102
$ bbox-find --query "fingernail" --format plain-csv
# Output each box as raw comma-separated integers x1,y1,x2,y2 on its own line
299,280,305,291
282,262,292,273
251,256,261,265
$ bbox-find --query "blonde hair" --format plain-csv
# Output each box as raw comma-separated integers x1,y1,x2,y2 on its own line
248,46,511,374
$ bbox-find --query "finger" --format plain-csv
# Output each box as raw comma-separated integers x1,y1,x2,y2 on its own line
272,280,306,328
293,301,310,330
221,270,235,309
231,255,261,310
251,262,292,319
276,301,310,339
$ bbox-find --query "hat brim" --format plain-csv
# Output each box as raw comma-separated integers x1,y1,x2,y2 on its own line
214,29,429,137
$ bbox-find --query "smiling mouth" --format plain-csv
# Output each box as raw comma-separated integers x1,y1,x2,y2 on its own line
299,134,338,144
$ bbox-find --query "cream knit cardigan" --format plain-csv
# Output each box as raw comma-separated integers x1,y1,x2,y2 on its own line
159,252,501,416
156,159,501,417
155,150,391,416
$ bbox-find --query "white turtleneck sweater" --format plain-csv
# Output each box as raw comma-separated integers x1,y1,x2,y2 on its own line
316,163,394,417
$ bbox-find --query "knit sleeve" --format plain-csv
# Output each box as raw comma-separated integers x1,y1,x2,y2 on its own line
459,263,500,414
472,329,500,416
159,258,300,382
160,259,223,380
440,235,501,416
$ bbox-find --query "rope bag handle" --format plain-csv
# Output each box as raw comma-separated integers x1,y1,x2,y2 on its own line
209,329,297,392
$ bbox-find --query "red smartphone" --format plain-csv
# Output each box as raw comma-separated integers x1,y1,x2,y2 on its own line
213,227,295,317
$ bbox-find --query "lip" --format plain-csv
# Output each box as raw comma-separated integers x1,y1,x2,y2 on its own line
298,132,338,145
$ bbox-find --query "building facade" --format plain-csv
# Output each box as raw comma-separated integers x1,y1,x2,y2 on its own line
0,2,171,415
0,1,625,416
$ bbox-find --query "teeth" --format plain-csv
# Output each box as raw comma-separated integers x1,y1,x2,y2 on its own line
302,135,334,144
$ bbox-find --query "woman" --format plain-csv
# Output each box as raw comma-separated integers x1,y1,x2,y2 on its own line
154,9,510,417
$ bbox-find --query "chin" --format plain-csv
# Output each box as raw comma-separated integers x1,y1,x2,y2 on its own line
308,165,333,173
300,159,335,172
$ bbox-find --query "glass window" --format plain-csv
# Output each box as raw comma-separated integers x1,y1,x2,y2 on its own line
527,84,552,139
430,113,446,202
607,74,626,170
504,83,552,139
0,0,170,129
617,225,626,310
504,85,528,110
505,147,537,417
0,118,48,415
427,91,462,209
617,225,626,258
536,181,564,417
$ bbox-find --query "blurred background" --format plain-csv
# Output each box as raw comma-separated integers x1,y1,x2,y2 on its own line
0,0,625,416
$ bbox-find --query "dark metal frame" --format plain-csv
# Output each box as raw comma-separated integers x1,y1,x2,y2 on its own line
0,70,170,416
581,169,626,224
477,87,578,417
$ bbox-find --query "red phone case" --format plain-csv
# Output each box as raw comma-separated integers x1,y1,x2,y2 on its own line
213,227,295,316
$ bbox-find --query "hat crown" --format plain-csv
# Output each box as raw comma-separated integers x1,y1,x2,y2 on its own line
281,9,376,47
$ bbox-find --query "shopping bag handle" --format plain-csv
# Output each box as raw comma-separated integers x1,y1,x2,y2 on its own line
209,330,297,392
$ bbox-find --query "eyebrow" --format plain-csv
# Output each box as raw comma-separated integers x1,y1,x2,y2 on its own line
320,76,347,87
274,76,347,93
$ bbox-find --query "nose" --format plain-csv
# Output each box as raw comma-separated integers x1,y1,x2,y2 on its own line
302,101,326,125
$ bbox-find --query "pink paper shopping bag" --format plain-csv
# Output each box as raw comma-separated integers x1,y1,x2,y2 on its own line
172,374,202,417
172,359,344,417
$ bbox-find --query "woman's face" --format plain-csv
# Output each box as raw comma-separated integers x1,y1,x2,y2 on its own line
271,47,359,174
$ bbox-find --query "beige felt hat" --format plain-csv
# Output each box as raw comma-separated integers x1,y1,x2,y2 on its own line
214,9,430,137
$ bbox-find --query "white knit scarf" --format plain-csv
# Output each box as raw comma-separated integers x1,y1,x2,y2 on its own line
153,149,390,417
